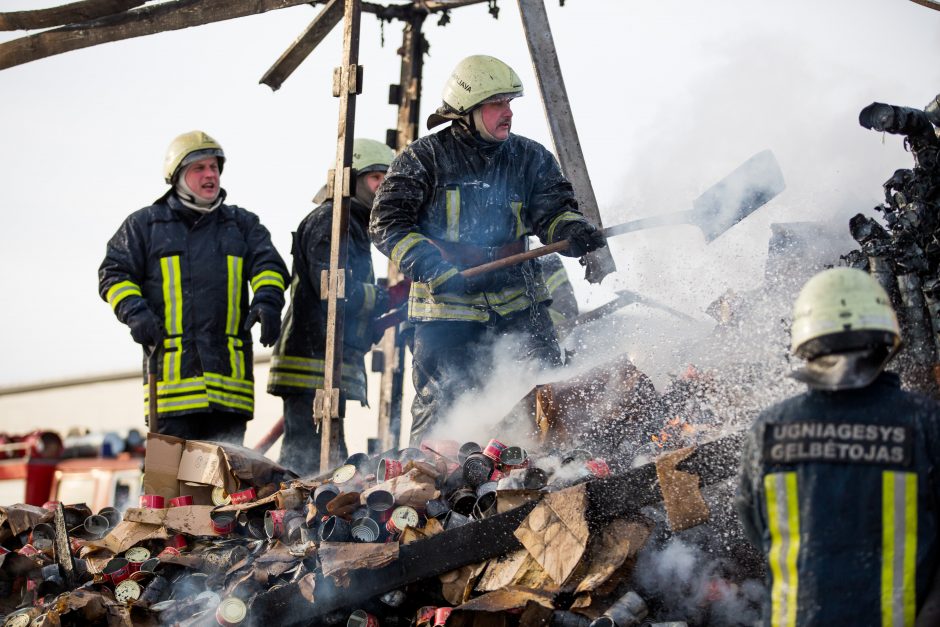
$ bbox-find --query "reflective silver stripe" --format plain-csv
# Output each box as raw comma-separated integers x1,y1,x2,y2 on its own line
162,337,182,382
106,281,142,309
765,472,800,627
445,188,461,241
250,270,285,292
428,267,458,292
882,471,917,627
228,337,245,380
204,372,253,392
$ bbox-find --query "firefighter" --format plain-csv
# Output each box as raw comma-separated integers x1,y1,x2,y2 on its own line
268,138,396,475
735,267,940,626
539,253,579,325
370,54,606,445
99,131,288,444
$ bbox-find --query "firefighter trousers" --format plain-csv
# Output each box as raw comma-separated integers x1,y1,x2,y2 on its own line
410,303,562,446
279,391,348,476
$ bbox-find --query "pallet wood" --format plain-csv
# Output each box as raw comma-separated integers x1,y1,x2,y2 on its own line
0,0,146,31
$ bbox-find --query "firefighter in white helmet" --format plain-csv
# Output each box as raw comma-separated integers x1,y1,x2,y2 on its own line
736,267,940,625
268,138,398,475
370,55,606,445
99,131,288,443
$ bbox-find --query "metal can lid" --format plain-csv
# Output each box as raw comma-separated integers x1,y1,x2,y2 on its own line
3,613,33,627
124,547,151,562
211,486,231,506
216,597,247,624
332,464,357,484
390,506,419,530
115,579,142,603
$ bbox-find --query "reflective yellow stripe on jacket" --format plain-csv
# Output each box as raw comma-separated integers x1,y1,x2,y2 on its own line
160,256,183,381
226,256,245,380
142,372,254,416
407,279,547,322
882,471,917,627
106,280,142,310
251,270,285,292
545,267,568,295
267,355,368,393
445,188,460,241
765,472,800,627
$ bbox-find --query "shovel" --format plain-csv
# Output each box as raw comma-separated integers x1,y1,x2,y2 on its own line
147,346,159,434
556,288,699,336
461,149,785,278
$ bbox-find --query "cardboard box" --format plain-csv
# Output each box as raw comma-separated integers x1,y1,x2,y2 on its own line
143,434,184,499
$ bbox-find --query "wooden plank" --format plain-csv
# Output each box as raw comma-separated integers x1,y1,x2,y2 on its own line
0,0,147,31
316,0,362,472
53,503,76,588
253,432,745,624
260,0,344,92
516,0,617,284
0,0,313,71
375,11,426,451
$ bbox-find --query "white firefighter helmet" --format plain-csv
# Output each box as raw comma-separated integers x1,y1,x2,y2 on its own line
790,267,900,358
163,131,225,184
352,138,395,174
427,55,523,129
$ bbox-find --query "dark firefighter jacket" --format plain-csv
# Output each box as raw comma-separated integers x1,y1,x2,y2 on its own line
99,192,288,420
267,198,386,403
735,372,940,627
538,254,579,324
370,121,590,323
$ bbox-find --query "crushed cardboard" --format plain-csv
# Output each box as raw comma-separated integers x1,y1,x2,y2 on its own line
513,483,590,585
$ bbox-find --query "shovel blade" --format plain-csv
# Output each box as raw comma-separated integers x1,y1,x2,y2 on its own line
691,149,786,242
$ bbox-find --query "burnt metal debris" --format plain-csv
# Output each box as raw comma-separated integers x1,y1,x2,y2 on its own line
843,92,940,394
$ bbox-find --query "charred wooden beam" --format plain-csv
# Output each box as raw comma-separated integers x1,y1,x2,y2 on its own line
0,0,314,71
254,432,745,624
0,0,147,31
516,0,617,284
260,0,343,91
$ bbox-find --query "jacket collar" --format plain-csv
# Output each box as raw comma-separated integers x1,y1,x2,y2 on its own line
449,120,508,157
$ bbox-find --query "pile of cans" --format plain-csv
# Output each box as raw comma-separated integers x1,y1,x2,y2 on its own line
0,437,614,626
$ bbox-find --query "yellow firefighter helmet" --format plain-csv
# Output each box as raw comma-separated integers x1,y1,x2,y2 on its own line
163,130,225,184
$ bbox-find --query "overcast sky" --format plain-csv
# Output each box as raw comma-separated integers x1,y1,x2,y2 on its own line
0,0,937,386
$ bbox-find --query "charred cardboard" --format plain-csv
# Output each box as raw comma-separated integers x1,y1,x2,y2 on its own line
513,483,589,585
449,586,555,626
655,446,710,531
318,542,399,588
475,549,557,594
360,468,439,509
0,504,53,536
177,440,296,493
122,505,220,536
84,520,167,554
143,433,184,499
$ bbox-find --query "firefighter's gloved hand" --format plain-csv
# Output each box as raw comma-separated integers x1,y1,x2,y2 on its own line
428,267,466,295
244,302,282,347
127,308,164,348
464,268,512,294
559,221,607,257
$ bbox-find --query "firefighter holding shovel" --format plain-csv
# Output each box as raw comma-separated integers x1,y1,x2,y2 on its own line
370,55,606,445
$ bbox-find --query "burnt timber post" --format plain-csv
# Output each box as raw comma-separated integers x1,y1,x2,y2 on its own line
375,9,427,451
516,0,616,284
316,0,363,472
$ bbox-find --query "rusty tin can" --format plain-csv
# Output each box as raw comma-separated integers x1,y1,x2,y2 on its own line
377,458,402,482
319,515,352,542
104,557,131,585
114,579,142,604
313,484,341,513
365,490,395,523
83,514,110,536
210,512,236,535
350,517,381,543
434,607,453,626
499,446,529,468
125,546,151,573
211,486,231,506
264,509,289,539
168,495,193,507
585,459,611,478
482,439,508,463
386,506,419,535
169,534,188,549
157,546,181,559
462,452,495,488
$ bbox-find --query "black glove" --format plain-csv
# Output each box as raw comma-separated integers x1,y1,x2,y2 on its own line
127,308,164,349
463,268,513,294
244,302,282,347
558,221,607,257
428,266,467,295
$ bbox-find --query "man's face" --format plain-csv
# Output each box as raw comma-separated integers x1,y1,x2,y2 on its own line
183,157,221,202
363,171,385,194
479,98,513,140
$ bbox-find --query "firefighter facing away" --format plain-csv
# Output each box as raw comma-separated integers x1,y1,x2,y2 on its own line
268,138,397,475
370,55,606,444
735,267,940,626
99,131,288,444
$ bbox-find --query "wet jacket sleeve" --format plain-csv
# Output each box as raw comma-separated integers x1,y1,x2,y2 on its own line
370,146,461,292
735,421,765,548
98,213,151,323
526,146,589,246
242,212,289,310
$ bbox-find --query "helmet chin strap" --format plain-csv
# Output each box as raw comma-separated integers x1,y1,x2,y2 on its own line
469,108,504,143
174,168,222,213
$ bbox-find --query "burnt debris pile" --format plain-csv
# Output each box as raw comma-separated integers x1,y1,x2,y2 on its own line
0,357,770,627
